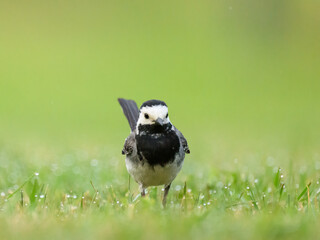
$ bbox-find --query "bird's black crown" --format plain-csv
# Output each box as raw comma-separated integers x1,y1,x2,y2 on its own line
140,100,167,109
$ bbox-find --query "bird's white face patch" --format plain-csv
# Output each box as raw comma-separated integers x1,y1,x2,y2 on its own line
136,105,170,127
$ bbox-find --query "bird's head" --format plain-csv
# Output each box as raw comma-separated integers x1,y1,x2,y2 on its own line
136,100,171,133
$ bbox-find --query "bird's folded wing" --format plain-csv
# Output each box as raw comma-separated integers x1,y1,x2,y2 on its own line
122,132,136,155
174,126,190,154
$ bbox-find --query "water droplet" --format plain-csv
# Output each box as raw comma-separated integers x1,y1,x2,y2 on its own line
73,195,77,199
216,182,223,188
266,156,274,166
246,186,250,190
90,159,99,167
254,179,258,183
51,164,58,172
40,195,45,199
299,166,307,174
35,172,39,176
280,175,284,178
66,194,71,198
175,185,181,191
71,206,77,211
73,167,81,175
0,192,5,197
187,189,192,193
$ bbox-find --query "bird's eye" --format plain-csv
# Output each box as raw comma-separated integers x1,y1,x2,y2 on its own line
166,113,168,118
144,113,149,119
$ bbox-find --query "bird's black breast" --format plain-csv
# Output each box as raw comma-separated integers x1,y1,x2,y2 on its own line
136,129,180,167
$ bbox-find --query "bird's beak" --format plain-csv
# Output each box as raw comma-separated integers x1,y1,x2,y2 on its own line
154,118,164,126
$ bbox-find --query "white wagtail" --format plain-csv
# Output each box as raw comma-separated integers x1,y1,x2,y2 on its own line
118,98,190,206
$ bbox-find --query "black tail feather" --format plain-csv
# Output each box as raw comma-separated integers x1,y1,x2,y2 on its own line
118,98,139,131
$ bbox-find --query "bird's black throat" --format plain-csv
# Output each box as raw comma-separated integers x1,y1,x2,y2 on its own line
136,123,180,166
138,122,172,134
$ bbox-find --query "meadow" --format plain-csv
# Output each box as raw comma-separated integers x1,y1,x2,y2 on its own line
1,1,320,239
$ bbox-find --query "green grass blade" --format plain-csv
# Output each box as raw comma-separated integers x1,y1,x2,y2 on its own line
6,174,35,200
298,182,312,201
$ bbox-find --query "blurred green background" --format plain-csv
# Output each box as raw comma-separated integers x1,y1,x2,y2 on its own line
0,1,320,239
1,0,320,191
1,0,319,142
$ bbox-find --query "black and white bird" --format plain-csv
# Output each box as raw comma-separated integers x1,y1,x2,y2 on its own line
118,98,190,206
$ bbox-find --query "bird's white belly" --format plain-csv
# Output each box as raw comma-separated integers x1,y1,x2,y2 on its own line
125,157,183,188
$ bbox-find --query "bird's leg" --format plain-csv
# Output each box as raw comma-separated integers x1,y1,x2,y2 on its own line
140,186,146,197
162,184,171,207
141,189,145,197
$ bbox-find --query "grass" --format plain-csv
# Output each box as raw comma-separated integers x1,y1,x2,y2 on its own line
1,137,320,240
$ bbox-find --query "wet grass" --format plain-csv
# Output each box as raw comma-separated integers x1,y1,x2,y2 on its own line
1,139,320,240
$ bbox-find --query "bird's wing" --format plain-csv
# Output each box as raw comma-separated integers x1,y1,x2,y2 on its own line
122,132,137,156
173,126,190,154
118,98,140,131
